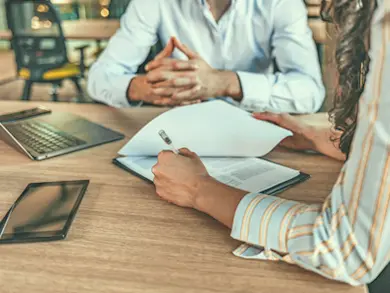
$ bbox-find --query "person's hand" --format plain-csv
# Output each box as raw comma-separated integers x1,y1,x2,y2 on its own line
127,75,167,104
145,37,225,105
127,38,174,105
152,148,210,208
253,112,316,150
127,38,185,105
253,112,346,161
128,37,200,106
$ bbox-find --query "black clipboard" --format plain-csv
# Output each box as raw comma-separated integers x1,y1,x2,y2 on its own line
112,157,310,196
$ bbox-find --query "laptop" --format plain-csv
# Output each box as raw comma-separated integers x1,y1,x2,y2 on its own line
0,110,124,161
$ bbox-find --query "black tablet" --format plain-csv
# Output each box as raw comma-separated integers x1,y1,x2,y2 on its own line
0,180,89,244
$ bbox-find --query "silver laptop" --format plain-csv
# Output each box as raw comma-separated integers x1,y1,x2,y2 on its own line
0,111,124,161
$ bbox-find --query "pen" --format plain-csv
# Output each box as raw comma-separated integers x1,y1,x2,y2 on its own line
158,130,180,154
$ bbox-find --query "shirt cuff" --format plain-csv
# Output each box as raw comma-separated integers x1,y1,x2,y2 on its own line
126,75,144,107
231,193,303,254
232,243,295,264
102,75,143,108
236,71,271,112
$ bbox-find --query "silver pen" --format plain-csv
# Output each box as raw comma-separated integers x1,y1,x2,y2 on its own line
158,130,179,154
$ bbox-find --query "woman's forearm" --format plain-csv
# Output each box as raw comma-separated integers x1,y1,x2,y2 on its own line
194,177,247,228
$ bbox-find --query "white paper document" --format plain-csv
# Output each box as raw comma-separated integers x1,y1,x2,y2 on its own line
116,101,303,193
116,156,299,193
118,100,292,157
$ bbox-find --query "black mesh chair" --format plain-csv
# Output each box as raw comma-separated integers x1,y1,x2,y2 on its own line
91,0,131,59
5,0,88,101
108,0,131,19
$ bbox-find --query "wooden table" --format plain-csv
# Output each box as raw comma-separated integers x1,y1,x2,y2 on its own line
51,0,96,4
0,101,365,293
0,51,16,85
0,19,327,44
0,19,119,41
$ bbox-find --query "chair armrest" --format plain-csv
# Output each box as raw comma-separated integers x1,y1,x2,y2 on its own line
74,44,90,51
73,45,90,77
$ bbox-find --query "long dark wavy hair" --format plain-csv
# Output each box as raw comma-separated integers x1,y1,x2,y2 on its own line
329,0,375,155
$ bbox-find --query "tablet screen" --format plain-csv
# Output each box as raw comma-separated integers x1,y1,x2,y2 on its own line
0,180,89,244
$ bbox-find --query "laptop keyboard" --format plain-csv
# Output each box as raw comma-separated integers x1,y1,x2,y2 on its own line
6,121,86,154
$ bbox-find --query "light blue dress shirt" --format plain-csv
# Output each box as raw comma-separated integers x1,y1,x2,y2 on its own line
88,0,325,113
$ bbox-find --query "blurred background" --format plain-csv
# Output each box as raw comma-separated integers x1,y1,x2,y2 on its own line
0,0,335,109
0,0,132,103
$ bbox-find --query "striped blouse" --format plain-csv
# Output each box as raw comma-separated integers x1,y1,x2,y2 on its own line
231,0,390,286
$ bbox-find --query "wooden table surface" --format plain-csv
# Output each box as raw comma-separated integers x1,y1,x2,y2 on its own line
0,101,365,293
0,19,119,41
0,19,327,44
51,0,97,4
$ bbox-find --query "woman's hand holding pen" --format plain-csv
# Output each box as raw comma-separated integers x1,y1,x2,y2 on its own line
152,148,210,208
152,148,247,228
153,130,247,228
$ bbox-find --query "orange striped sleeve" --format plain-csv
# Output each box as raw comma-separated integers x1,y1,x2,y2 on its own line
231,0,390,285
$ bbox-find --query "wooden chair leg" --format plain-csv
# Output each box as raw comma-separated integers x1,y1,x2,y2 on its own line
21,80,32,101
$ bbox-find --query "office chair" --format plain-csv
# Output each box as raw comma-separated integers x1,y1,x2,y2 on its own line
91,0,132,59
5,0,89,102
108,0,131,19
